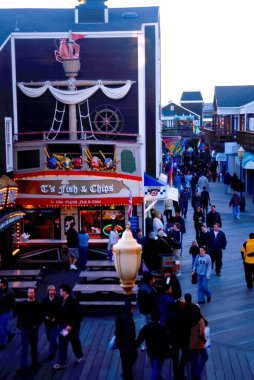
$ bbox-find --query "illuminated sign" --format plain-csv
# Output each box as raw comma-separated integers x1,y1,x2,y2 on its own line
0,212,25,232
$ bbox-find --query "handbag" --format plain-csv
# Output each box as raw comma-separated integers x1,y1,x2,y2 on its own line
109,335,117,351
192,272,198,284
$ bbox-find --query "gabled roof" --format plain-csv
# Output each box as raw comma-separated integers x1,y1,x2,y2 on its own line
161,101,199,117
214,85,254,107
180,91,203,102
0,7,159,46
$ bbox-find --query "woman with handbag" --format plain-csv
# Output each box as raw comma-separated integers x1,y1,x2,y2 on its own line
189,307,209,380
192,246,212,305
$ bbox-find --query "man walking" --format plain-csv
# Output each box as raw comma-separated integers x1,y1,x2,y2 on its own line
66,221,79,270
192,246,212,304
42,284,62,360
16,287,43,376
208,223,227,276
241,233,254,288
206,205,222,229
53,284,83,370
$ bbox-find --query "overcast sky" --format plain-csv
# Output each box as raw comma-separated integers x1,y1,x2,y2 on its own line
2,0,254,105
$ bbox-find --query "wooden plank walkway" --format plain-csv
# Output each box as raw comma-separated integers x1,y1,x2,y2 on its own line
1,182,254,379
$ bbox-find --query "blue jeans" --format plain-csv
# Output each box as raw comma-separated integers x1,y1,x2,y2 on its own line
150,358,164,380
79,246,88,269
190,348,208,379
20,327,39,369
45,324,59,356
232,205,240,219
197,275,211,302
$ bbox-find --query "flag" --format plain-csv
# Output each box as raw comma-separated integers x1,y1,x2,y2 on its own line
162,136,181,153
168,157,173,186
197,138,204,149
127,191,133,219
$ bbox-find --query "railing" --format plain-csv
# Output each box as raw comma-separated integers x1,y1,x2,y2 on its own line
13,130,140,143
236,131,254,153
203,127,235,149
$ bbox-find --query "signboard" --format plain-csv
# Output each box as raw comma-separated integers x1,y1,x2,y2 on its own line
216,153,227,162
165,186,179,202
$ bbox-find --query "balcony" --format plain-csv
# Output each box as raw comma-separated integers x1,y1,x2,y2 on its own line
203,127,235,151
236,131,254,153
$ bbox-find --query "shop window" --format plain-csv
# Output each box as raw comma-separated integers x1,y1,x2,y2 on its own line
17,150,40,170
23,209,60,239
80,210,101,236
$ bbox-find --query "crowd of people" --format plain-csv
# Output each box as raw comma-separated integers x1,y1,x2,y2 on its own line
0,152,253,380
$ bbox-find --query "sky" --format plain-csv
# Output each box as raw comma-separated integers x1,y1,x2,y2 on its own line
2,0,254,106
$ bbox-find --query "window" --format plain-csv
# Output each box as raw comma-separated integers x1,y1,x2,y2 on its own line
5,117,13,172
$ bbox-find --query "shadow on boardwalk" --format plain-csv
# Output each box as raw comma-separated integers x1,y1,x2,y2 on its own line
1,181,254,379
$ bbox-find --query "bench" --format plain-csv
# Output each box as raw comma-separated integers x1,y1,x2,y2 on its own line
79,270,141,282
79,301,137,306
86,260,115,271
9,281,37,289
73,283,138,294
0,269,41,281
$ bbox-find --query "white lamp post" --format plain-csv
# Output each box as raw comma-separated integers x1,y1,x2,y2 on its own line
112,226,142,295
238,146,245,197
112,226,142,378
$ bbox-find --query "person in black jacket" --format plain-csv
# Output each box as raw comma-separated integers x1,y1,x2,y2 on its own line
206,205,222,229
66,221,79,271
16,287,43,377
136,313,171,380
0,277,16,350
53,284,83,370
193,207,205,243
208,223,227,276
115,303,137,380
41,284,62,360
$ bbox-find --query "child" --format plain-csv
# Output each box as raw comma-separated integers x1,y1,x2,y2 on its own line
189,240,199,265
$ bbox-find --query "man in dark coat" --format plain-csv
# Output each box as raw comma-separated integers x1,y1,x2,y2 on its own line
53,284,83,370
136,313,171,380
0,277,15,350
115,303,137,380
206,204,222,229
16,287,43,376
41,284,62,360
208,223,227,276
66,221,79,270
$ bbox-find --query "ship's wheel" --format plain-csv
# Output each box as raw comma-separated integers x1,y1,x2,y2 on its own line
91,104,124,139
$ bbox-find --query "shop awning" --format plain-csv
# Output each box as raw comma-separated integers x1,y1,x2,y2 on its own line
242,153,254,169
144,173,165,186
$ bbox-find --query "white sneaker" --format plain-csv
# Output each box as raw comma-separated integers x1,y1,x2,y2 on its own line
176,272,181,277
72,264,78,270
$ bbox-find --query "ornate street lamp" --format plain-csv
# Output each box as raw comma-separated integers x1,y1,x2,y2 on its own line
238,145,245,197
113,226,142,295
112,226,142,378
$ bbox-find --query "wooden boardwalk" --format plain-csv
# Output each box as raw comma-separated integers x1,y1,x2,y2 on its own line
1,181,254,379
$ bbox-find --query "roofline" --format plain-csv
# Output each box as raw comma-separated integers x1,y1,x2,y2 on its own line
164,101,201,117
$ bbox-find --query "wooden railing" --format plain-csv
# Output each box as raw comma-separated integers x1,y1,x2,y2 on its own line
236,131,254,153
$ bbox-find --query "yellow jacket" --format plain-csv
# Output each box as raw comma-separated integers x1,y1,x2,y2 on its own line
241,238,254,264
